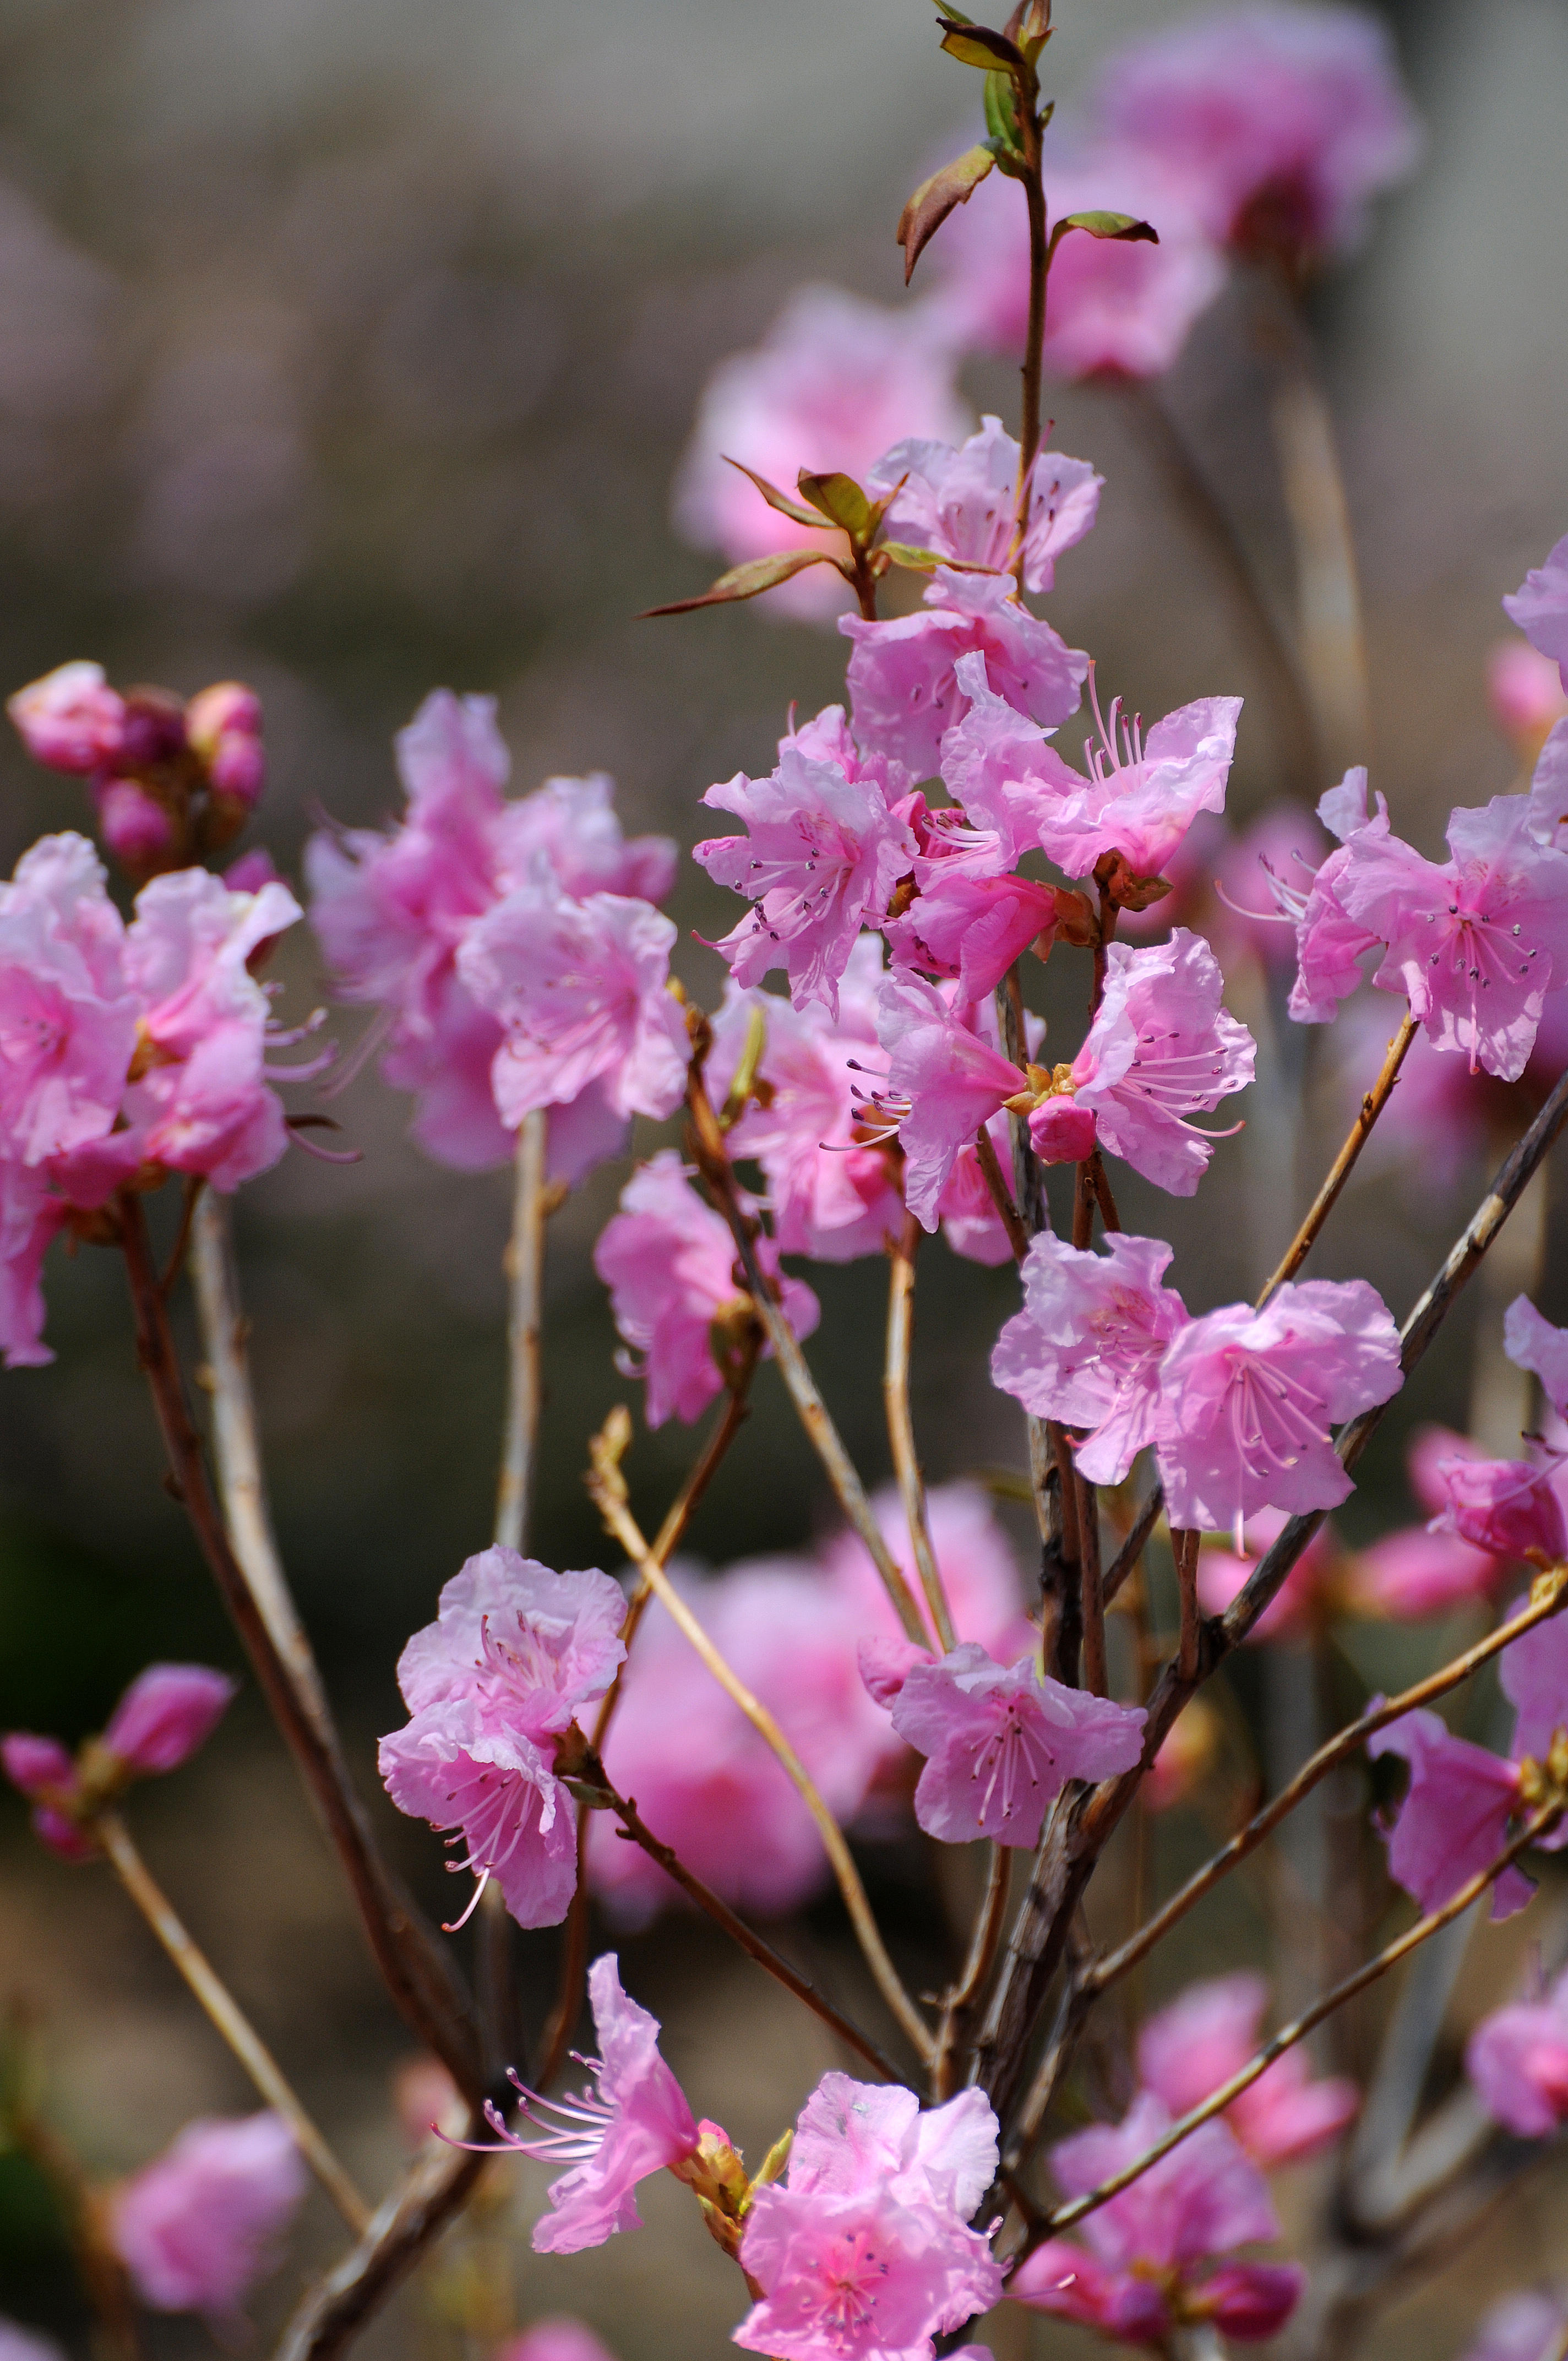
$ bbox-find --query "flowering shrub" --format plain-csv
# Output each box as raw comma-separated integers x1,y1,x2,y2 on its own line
3,3,1568,2358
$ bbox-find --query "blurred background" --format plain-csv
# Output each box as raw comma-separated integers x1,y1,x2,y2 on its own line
2,0,1568,2352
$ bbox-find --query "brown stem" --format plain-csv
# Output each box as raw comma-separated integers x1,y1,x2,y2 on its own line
273,2138,489,2361
494,1107,548,1554
1077,1475,1106,1696
935,1845,1011,2099
1259,1014,1418,1304
119,1190,484,2101
884,1214,956,1651
1015,109,1048,561
1102,1484,1163,1609
1174,1528,1202,1683
97,1811,369,2233
974,1122,1031,1264
159,1175,204,1297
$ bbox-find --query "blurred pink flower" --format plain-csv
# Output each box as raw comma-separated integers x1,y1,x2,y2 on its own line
842,569,1087,782
498,2326,618,2361
672,285,969,622
887,1642,1145,1847
867,416,1102,595
592,1150,818,1428
0,2324,66,2361
1194,1507,1341,1639
1154,1278,1402,1537
379,1548,625,1930
1489,641,1568,757
101,1663,235,1775
1505,1296,1568,1416
1093,1,1420,264
1368,1709,1537,1922
991,1230,1189,1486
186,681,264,811
1345,1524,1502,1620
0,833,138,1167
1467,1966,1568,2138
873,971,1022,1228
1213,801,1328,975
109,2112,306,2322
96,780,175,873
819,1480,1031,1668
1461,2294,1568,2361
1499,1605,1568,1769
1505,534,1568,695
7,660,127,775
1427,1452,1568,1568
1069,931,1255,1196
1137,1972,1359,2165
0,1730,91,1860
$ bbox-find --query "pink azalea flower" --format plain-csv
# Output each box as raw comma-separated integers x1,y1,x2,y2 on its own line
1466,1966,1568,2138
1137,1972,1359,2166
1344,1523,1502,1620
819,1480,1033,1672
0,1162,67,1368
379,1547,625,1929
842,569,1087,783
1427,1451,1568,1567
927,142,1227,382
935,1113,1020,1267
592,1150,819,1428
1367,1709,1537,1922
588,1559,888,1924
672,283,970,622
1275,768,1390,1022
1499,1605,1568,1770
1153,1277,1403,1537
710,940,903,1263
1490,642,1568,755
496,2324,618,2361
101,1663,236,1775
1461,2294,1568,2361
1505,534,1568,694
1194,1508,1342,1639
1505,1296,1568,1416
493,773,677,907
735,2076,1004,2361
872,972,1023,1230
1094,1,1422,263
991,1230,1190,1485
0,833,138,1168
484,1954,700,2254
1212,801,1330,976
1527,721,1568,854
887,1642,1146,1848
7,660,129,775
458,874,689,1130
1066,931,1256,1196
867,416,1102,595
108,2112,306,2322
885,861,1063,1005
695,709,916,1015
1011,2092,1302,2346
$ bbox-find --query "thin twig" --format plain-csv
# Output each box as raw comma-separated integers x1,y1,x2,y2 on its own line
1077,1474,1106,1695
1087,1563,1568,1995
159,1175,205,1298
1025,1803,1562,2250
974,1122,1031,1264
97,1811,370,2233
1101,1483,1162,1610
885,1214,956,1652
935,1845,1011,2099
1259,1013,1418,1303
1175,1528,1202,1683
121,1190,485,2101
686,1069,928,1642
273,2137,489,2361
494,1108,548,1554
587,1454,935,2067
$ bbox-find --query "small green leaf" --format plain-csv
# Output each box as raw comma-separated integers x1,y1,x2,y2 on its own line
753,2129,793,2190
939,19,1025,74
1048,209,1158,262
930,0,976,21
880,541,1000,574
640,548,842,617
723,456,831,531
896,143,996,284
797,470,874,537
983,68,1023,153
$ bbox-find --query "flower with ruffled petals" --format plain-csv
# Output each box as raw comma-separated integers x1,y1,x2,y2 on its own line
1427,1450,1568,1568
109,2112,306,2323
0,833,138,1167
992,1231,1190,1484
1154,1278,1403,1538
379,1549,625,1929
1505,534,1568,694
868,417,1102,595
1467,1965,1568,2138
886,1642,1145,1848
1270,768,1389,1022
1505,1296,1568,1416
1368,1709,1538,1922
1499,1605,1568,1769
871,972,1022,1229
1137,1973,1359,2166
1061,931,1255,1196
885,857,1063,1005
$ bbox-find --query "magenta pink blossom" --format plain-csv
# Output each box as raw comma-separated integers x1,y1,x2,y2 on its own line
0,833,138,1167
1153,1277,1403,1537
872,972,1022,1229
1347,1522,1502,1620
1505,1296,1568,1417
108,2112,306,2322
1467,1966,1568,2139
1011,2092,1302,2347
1499,1606,1568,1770
101,1663,236,1775
886,1642,1146,1848
885,862,1062,1005
1,1731,92,1860
1273,768,1390,1022
1368,1709,1537,1922
735,2076,1004,2361
186,682,265,812
992,1231,1190,1486
672,284,969,623
1505,534,1568,695
842,569,1087,782
1094,1,1421,263
1065,931,1255,1196
1428,1451,1568,1568
1137,1972,1359,2166
593,1150,818,1428
1462,2295,1568,2361
7,661,128,775
867,416,1102,595
379,1548,625,1929
695,708,915,1015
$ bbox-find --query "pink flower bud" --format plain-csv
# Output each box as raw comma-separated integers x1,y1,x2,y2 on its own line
1200,2260,1309,2341
1026,1094,1098,1165
1430,1454,1568,1565
187,681,265,809
117,687,189,771
95,779,175,873
222,849,279,895
7,661,127,774
101,1664,236,1776
1,1732,93,1861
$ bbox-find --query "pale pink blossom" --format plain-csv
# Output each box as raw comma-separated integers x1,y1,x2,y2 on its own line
928,143,1227,381
1137,1972,1359,2165
1527,721,1568,856
867,416,1102,594
672,284,969,622
842,569,1087,782
1461,2294,1568,2361
1265,767,1389,1021
0,1163,72,1367
1194,1508,1342,1639
1505,1296,1568,1417
1011,2092,1302,2347
458,875,688,1129
1490,643,1568,755
379,1548,625,1929
888,1642,1146,1847
493,773,676,907
1066,931,1255,1196
497,2322,618,2361
1368,1709,1537,1922
819,1481,1032,1671
735,2077,1004,2361
991,1230,1189,1485
1094,2,1422,263
1467,1966,1568,2138
483,1954,700,2253
1505,534,1568,694
592,1150,818,1428
695,710,915,1015
872,972,1022,1228
885,861,1062,1004
1153,1277,1403,1537
108,2112,306,2321
0,833,138,1167
7,660,128,774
